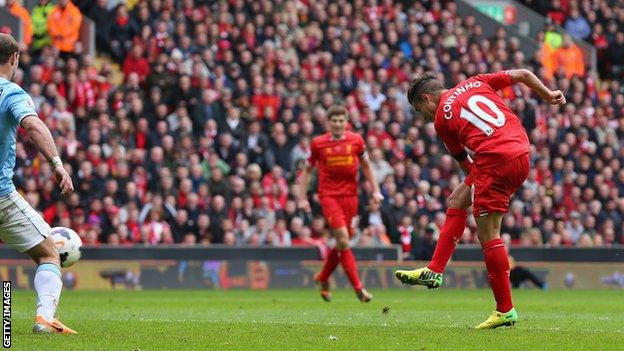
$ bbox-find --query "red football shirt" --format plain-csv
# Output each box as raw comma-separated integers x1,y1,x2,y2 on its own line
434,70,530,169
308,131,366,197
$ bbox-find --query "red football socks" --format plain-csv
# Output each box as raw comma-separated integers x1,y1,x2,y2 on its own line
427,208,468,273
481,238,513,313
317,248,340,282
339,248,363,290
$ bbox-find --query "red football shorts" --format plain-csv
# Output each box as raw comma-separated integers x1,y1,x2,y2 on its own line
320,196,359,234
471,153,530,217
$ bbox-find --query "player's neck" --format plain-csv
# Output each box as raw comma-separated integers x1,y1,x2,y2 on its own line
435,89,448,104
330,132,345,140
0,66,12,82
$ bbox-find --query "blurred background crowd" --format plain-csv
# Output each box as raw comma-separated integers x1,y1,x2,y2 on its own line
1,0,623,259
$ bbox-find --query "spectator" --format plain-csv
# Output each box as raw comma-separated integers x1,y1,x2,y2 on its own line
85,0,112,52
123,44,150,84
609,32,624,79
359,198,395,237
547,0,567,26
221,107,245,141
369,148,394,184
143,210,173,245
356,225,392,247
555,34,586,79
31,0,54,51
398,216,415,259
244,121,271,168
47,0,83,55
107,4,137,63
565,211,584,243
564,8,591,40
6,0,32,46
365,84,386,112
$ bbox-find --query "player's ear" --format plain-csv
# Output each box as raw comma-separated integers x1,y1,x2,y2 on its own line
420,93,430,103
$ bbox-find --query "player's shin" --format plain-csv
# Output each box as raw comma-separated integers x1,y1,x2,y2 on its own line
34,263,63,321
317,248,340,282
427,208,468,273
339,248,363,291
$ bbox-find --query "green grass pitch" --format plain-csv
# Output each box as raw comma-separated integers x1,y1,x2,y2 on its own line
8,289,624,350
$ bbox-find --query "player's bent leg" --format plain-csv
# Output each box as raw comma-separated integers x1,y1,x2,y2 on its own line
447,180,473,210
475,212,516,329
27,238,77,334
395,182,472,289
426,183,471,272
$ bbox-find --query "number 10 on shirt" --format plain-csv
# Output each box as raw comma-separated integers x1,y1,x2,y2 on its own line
460,95,506,136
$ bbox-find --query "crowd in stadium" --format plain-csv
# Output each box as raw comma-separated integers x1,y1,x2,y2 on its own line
2,0,623,258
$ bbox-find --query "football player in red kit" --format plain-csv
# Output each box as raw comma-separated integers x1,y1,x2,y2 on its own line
395,69,565,328
298,105,384,303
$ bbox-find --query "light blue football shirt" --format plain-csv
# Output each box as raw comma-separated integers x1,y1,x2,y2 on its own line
0,77,37,197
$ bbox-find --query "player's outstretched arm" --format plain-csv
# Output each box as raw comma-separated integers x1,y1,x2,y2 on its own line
21,116,74,196
360,156,384,204
510,69,566,106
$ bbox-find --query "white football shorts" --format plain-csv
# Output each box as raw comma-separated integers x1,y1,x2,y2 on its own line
0,190,50,252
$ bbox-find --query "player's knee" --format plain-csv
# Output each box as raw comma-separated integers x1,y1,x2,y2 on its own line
447,195,460,209
334,231,350,250
476,231,499,244
336,240,350,250
447,193,469,209
27,238,60,266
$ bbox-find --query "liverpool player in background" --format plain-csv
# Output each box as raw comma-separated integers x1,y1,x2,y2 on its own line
298,106,383,302
395,69,565,329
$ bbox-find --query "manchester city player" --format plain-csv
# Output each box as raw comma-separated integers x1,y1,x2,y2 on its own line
0,34,76,334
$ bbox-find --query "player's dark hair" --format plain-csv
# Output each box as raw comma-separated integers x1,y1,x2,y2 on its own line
327,105,348,120
0,34,18,65
407,73,445,106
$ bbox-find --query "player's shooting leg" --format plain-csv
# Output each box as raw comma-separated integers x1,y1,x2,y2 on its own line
447,181,472,209
426,182,471,273
395,182,472,288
